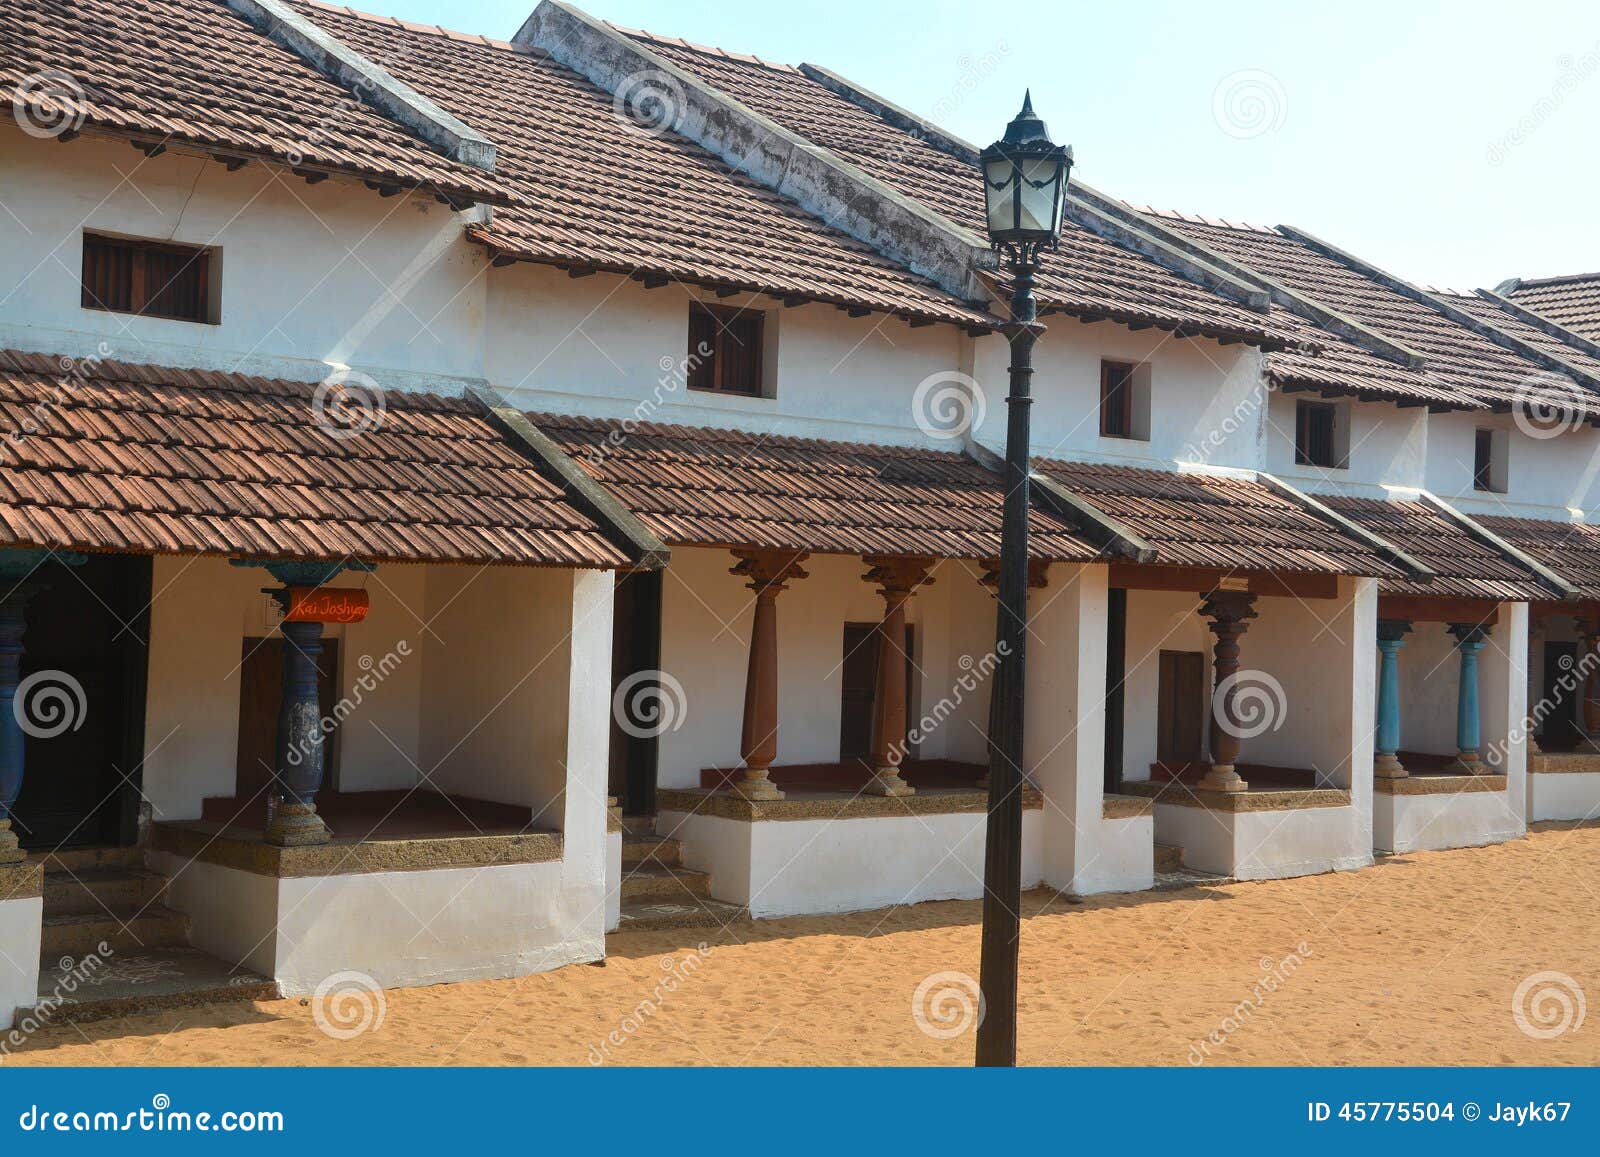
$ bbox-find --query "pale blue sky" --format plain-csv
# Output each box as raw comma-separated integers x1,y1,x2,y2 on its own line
340,0,1599,289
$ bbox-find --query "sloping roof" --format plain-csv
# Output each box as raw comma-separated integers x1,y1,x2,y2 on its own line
1503,274,1600,341
1475,515,1600,602
0,0,513,207
298,2,991,328
531,413,1101,562
1322,496,1557,601
1035,460,1404,579
1150,213,1600,420
621,31,1297,349
0,350,628,568
1445,289,1600,372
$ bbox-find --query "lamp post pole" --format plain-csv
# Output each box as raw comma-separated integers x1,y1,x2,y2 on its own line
975,248,1044,1068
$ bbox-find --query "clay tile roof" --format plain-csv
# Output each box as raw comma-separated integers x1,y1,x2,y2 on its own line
1504,274,1600,341
1474,515,1600,602
625,33,1299,349
529,413,1100,563
1035,460,1404,578
0,0,514,207
1443,290,1600,379
0,350,628,568
1320,497,1558,601
298,3,991,328
1151,215,1600,419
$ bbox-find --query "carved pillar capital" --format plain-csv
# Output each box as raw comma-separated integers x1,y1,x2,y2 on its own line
730,549,810,596
978,557,1050,591
862,555,937,601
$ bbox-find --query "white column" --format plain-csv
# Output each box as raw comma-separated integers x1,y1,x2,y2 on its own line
562,568,616,952
1480,600,1529,835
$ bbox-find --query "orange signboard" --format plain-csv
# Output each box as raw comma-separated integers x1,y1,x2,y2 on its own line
283,586,370,624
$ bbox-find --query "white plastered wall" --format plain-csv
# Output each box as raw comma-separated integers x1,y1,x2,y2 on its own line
1121,588,1210,782
0,896,42,1028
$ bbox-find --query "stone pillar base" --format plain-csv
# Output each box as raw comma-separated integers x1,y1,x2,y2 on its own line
264,801,330,847
1443,750,1487,775
0,819,23,864
1374,752,1408,779
728,771,785,801
865,768,915,797
1199,764,1247,793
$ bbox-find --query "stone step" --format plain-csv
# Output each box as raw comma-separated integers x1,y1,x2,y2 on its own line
43,868,167,917
38,845,142,875
618,815,656,837
613,897,746,934
22,947,276,1026
621,834,681,869
41,906,189,958
1154,843,1184,873
618,864,711,903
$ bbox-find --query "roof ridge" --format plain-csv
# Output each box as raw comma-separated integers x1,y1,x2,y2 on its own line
294,0,526,53
1126,205,1278,234
525,410,977,462
605,21,800,72
1506,270,1600,289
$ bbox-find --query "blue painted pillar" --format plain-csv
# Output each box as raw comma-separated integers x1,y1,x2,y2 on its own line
1375,619,1412,779
268,618,329,847
1447,623,1490,774
0,592,34,864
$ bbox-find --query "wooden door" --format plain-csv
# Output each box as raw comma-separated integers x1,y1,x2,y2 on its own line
608,570,662,815
1541,641,1585,751
840,622,915,761
235,637,340,801
1157,650,1206,766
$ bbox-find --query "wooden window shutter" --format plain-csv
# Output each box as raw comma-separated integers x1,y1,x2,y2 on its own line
1100,361,1133,437
81,233,212,323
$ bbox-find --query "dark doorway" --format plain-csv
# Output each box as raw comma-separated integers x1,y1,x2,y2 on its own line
1157,649,1207,767
1104,588,1128,792
840,622,916,761
235,637,341,801
12,552,151,850
609,570,662,816
1540,640,1586,751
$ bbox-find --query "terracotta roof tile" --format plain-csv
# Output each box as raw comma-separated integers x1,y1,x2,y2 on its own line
1504,274,1600,341
1,0,513,206
1476,515,1600,602
0,350,627,568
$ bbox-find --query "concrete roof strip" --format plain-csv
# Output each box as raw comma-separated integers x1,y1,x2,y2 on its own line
515,0,995,304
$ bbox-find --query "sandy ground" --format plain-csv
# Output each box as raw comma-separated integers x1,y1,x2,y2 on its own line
7,822,1598,1067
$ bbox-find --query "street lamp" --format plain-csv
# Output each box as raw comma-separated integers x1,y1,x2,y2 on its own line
976,91,1072,1068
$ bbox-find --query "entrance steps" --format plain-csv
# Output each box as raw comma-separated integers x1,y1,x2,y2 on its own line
1154,843,1184,874
613,825,745,934
20,845,276,1026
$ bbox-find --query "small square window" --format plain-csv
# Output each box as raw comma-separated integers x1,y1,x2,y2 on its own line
1294,400,1346,469
81,233,217,324
1474,428,1507,493
1099,359,1150,440
687,302,766,397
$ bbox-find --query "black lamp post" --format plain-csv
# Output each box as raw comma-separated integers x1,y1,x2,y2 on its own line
975,91,1072,1068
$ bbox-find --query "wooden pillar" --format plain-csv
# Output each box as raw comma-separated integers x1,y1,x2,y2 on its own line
1199,588,1258,793
1575,616,1600,754
977,558,1049,789
1444,622,1489,774
728,549,809,800
862,556,935,796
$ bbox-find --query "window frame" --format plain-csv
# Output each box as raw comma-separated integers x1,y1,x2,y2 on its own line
1293,399,1345,469
80,232,216,325
687,301,766,398
1473,427,1507,493
1099,359,1136,439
